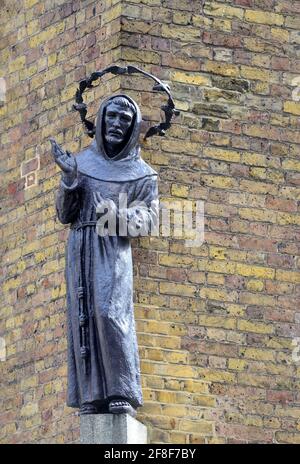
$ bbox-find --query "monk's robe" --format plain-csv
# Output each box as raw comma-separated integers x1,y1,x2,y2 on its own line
55,95,158,409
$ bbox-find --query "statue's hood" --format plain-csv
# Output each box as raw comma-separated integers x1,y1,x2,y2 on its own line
76,94,157,182
95,93,141,162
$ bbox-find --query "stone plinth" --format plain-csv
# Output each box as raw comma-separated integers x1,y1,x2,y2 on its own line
80,414,148,444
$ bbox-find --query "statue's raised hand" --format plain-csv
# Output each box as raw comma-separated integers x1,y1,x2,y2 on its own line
49,138,77,185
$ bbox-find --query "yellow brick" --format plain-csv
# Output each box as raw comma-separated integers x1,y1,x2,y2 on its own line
145,348,163,361
101,3,122,25
0,105,7,118
271,28,290,42
6,318,15,329
199,368,236,383
21,402,38,417
159,254,195,268
3,277,22,293
208,437,227,444
18,26,27,41
9,56,26,73
52,379,63,393
7,344,16,357
282,159,300,172
161,140,198,154
240,347,275,361
4,423,17,436
268,170,285,184
179,419,213,434
276,269,300,283
161,24,200,41
25,0,39,7
245,9,284,26
239,207,277,223
193,394,216,407
209,246,227,260
246,279,264,292
279,186,300,200
25,415,42,429
204,61,239,77
162,404,189,416
213,16,230,31
250,167,267,179
163,379,183,391
0,306,13,319
203,147,241,162
171,184,189,198
29,22,65,48
201,174,237,189
184,380,209,394
237,319,274,334
155,364,197,378
171,71,211,86
225,304,245,317
48,53,57,67
207,273,225,285
60,85,77,103
252,81,270,94
26,284,35,295
283,101,300,116
200,287,237,302
277,212,300,226
204,3,244,19
198,315,236,330
205,260,236,274
122,48,160,65
44,66,63,82
29,72,44,91
252,54,270,68
228,359,247,371
4,113,23,130
245,416,263,427
142,321,167,336
75,9,85,25
174,100,189,111
20,376,38,391
264,417,281,429
172,11,192,25
276,407,300,419
241,65,271,81
27,19,39,36
43,383,52,395
241,152,267,166
276,434,300,445
164,351,188,363
160,282,197,297
228,192,264,207
236,263,274,279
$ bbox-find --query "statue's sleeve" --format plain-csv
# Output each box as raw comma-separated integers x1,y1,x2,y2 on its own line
118,175,159,238
55,175,80,224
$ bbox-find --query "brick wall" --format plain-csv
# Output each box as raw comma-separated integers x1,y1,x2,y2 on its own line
1,0,300,444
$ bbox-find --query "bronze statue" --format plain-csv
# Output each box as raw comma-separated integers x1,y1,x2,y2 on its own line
50,66,178,417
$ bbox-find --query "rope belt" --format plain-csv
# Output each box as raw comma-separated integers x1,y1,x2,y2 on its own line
71,221,98,375
71,220,98,230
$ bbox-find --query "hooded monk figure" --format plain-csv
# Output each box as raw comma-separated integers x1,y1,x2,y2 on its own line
50,94,158,417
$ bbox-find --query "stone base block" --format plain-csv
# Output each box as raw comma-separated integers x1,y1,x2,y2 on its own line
80,413,147,444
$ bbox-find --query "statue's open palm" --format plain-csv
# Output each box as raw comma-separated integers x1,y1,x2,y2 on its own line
49,138,77,179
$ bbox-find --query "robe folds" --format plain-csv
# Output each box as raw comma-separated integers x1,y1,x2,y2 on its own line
55,95,158,409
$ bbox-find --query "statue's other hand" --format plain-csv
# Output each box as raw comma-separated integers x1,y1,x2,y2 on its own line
93,191,105,210
49,138,77,178
93,192,117,218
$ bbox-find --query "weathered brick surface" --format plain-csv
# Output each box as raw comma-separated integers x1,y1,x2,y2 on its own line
1,0,300,444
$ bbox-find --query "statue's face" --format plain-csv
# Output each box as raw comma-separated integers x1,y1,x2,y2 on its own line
104,102,134,147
